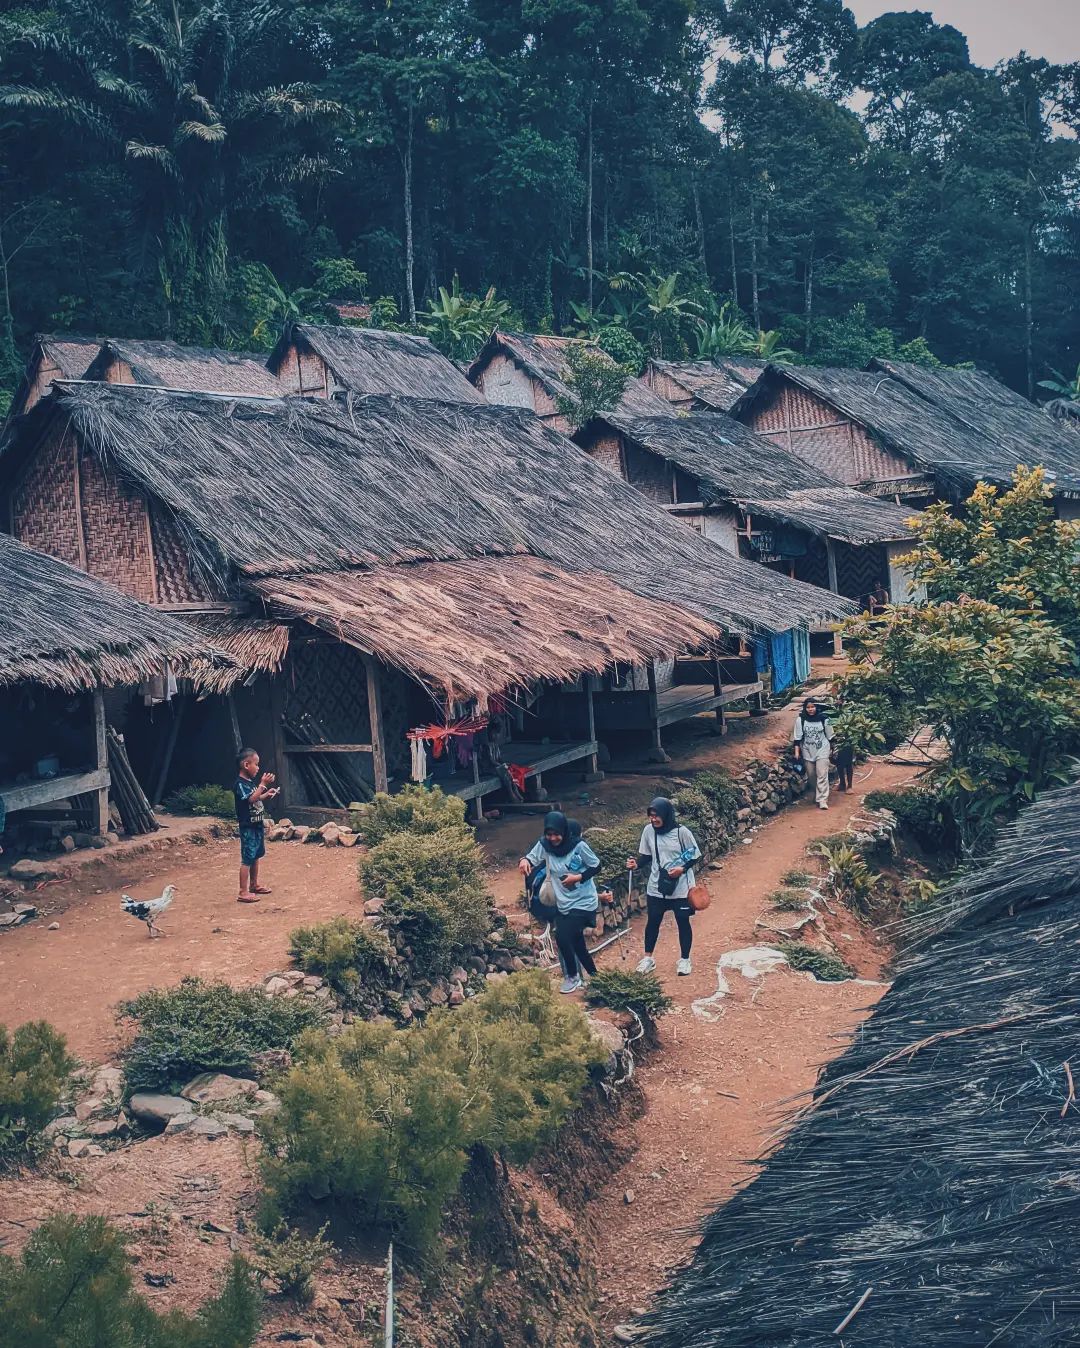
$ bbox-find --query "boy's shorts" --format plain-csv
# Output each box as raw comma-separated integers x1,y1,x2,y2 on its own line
239,824,266,867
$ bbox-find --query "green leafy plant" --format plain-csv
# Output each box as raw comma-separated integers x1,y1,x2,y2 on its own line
288,917,395,1011
768,889,806,911
120,978,325,1095
359,826,493,973
583,821,646,891
596,324,646,375
555,342,629,425
417,276,511,362
164,783,236,818
809,840,879,914
251,1220,335,1304
585,969,672,1024
0,1215,259,1347
0,1021,74,1167
780,942,854,982
261,971,605,1251
864,788,951,852
352,784,467,845
781,869,813,887
674,769,740,859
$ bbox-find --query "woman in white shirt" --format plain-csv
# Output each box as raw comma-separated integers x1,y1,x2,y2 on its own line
793,698,835,810
627,797,702,977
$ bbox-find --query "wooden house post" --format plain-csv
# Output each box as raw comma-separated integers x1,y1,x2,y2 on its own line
584,678,603,780
713,658,727,736
268,672,293,810
364,657,389,794
825,538,843,657
92,689,109,834
646,662,670,763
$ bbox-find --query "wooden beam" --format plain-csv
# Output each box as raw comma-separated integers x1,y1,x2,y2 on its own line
285,743,374,754
2,767,109,816
268,671,292,809
646,661,669,763
226,692,243,754
365,657,389,794
151,697,185,805
825,538,843,657
585,680,599,776
92,690,109,833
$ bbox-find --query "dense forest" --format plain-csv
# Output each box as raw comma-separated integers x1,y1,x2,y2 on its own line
0,1,1078,407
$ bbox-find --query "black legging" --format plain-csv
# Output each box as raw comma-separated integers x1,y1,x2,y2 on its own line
645,894,693,959
555,908,598,979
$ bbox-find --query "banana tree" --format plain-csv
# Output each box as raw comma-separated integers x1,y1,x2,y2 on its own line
417,277,510,362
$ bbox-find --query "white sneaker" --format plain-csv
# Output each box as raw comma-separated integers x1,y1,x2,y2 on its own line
559,975,583,994
676,958,692,976
818,802,829,810
636,955,656,974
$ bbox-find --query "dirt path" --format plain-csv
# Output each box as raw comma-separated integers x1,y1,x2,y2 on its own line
568,759,918,1328
0,836,361,1062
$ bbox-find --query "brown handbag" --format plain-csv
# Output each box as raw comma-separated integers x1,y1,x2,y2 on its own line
688,878,711,912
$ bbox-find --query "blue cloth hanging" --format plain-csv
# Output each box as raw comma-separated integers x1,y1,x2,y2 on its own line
770,631,796,695
792,626,812,684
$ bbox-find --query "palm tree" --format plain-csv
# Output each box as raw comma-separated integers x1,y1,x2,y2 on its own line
0,2,340,341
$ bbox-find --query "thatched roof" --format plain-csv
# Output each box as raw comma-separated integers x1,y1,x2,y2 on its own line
37,383,850,644
0,533,229,692
1044,398,1080,426
871,359,1080,493
469,330,672,419
251,556,720,701
640,775,1080,1347
7,334,102,418
269,323,485,403
768,363,1080,500
646,356,768,412
173,613,290,695
84,338,281,396
601,411,915,545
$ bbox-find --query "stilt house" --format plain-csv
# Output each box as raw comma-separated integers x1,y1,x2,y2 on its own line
467,330,671,433
640,775,1080,1347
267,322,484,402
1,384,845,814
0,533,224,842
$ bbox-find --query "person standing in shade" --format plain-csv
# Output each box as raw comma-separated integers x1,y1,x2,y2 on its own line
793,698,834,810
519,811,601,994
627,797,702,977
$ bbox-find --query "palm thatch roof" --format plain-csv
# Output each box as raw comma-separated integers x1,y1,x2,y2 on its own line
7,334,102,418
269,322,485,402
640,775,1080,1348
1044,398,1080,426
38,382,850,644
251,556,720,701
600,411,915,545
769,364,1080,500
0,533,230,692
871,359,1080,495
646,356,768,412
84,338,282,396
174,613,291,695
469,330,673,419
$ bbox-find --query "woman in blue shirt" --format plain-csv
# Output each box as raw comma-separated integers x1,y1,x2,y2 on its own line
519,810,601,993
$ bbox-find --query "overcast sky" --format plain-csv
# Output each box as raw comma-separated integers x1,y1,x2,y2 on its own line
846,1,1080,67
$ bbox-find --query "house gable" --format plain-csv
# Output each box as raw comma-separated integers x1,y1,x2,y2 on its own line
267,336,332,398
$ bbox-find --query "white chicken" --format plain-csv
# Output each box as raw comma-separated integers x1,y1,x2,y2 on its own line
121,884,175,938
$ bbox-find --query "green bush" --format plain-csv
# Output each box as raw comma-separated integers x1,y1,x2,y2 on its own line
781,869,812,887
584,821,645,891
768,889,806,911
359,826,492,973
288,917,394,1011
674,769,740,859
780,942,854,982
0,1021,74,1167
251,1220,335,1304
352,784,467,845
809,841,879,915
121,977,326,1095
261,971,605,1251
164,783,237,818
864,787,952,852
0,1215,260,1348
585,969,672,1023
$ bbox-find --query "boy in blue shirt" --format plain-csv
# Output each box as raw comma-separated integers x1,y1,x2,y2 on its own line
234,747,278,903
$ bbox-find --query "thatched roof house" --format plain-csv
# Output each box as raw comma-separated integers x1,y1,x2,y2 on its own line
267,322,484,403
640,775,1080,1347
644,356,768,413
467,330,671,432
739,362,1080,506
0,531,222,693
7,334,102,418
83,338,281,396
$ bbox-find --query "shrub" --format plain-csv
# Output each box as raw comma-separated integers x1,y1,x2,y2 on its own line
288,917,394,1011
0,1021,74,1167
251,1220,335,1304
781,869,812,886
584,821,646,891
810,842,879,915
585,969,672,1025
780,942,854,982
120,977,326,1095
164,783,236,818
352,784,467,845
0,1215,260,1347
864,787,952,852
359,827,492,973
674,769,740,858
768,889,806,911
261,971,605,1251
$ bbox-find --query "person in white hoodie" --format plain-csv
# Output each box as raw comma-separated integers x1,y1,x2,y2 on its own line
793,698,834,810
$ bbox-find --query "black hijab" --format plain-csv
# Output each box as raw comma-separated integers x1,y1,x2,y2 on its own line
800,698,828,724
541,810,575,857
648,797,677,835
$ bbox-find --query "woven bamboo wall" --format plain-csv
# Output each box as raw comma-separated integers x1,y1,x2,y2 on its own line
22,358,62,414
10,425,83,566
643,368,693,408
271,342,329,397
581,429,625,476
623,441,673,504
77,447,156,602
150,503,217,603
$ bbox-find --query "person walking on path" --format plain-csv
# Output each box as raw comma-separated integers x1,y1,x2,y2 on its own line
520,811,601,993
525,817,586,977
793,698,834,810
628,797,702,977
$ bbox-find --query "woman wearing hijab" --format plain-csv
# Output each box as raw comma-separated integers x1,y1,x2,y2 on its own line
519,812,601,993
525,818,585,977
627,797,702,976
793,697,835,810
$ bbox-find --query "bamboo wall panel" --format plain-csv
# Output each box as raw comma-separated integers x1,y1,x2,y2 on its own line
77,448,156,602
150,503,217,604
11,427,83,566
